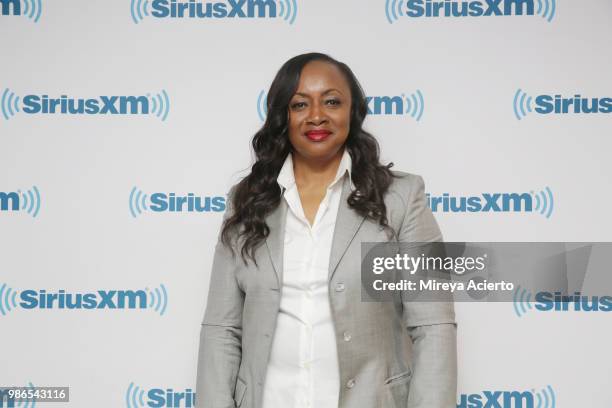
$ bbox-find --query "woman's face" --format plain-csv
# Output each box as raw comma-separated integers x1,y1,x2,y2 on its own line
287,60,352,163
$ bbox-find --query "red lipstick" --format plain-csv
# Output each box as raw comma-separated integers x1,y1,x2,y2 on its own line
305,129,332,141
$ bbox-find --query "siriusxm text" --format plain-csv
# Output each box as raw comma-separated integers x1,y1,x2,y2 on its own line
535,292,612,312
458,390,533,408
151,0,276,19
366,96,404,115
22,95,150,115
0,0,20,15
534,94,612,114
0,192,19,210
19,289,148,309
149,194,225,212
407,0,535,18
427,193,532,213
147,388,196,408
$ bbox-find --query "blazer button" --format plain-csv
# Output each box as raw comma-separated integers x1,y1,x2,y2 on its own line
346,378,355,389
335,283,345,292
343,331,351,342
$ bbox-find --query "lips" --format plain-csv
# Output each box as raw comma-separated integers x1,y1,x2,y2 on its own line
305,129,332,141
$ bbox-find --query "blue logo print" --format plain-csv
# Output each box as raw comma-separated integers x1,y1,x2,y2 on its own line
513,89,612,119
427,187,554,218
386,0,556,23
458,385,556,408
256,89,424,121
366,92,424,121
1,88,170,121
0,0,42,22
0,283,169,316
0,186,41,218
256,89,267,122
131,0,297,24
129,187,226,218
126,383,196,408
513,286,612,317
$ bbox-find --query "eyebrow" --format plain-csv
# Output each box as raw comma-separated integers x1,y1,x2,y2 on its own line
293,89,344,97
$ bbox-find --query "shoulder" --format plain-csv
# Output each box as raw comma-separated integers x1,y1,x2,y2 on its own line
386,170,426,208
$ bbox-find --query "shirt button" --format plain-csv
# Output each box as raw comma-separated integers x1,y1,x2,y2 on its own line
343,331,352,342
346,378,356,389
335,283,345,292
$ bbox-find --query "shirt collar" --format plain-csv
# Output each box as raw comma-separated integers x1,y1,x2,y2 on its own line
277,147,355,196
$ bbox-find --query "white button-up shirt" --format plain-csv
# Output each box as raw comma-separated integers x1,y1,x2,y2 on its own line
261,147,355,408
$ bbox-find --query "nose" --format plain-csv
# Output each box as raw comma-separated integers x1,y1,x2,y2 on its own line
306,101,328,126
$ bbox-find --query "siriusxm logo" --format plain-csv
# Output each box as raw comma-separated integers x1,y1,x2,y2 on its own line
0,88,170,121
0,186,41,218
130,0,297,24
513,286,612,317
126,383,196,408
427,187,554,218
256,89,425,122
458,385,555,408
366,91,425,121
0,283,169,316
129,187,225,218
0,0,42,23
513,89,612,120
386,0,556,23
0,381,37,408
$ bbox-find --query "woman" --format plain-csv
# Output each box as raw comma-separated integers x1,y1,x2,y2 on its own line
195,52,457,408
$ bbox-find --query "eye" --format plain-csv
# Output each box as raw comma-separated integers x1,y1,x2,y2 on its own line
290,101,306,110
326,98,341,106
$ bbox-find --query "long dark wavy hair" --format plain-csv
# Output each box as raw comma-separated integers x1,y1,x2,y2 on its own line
221,52,402,266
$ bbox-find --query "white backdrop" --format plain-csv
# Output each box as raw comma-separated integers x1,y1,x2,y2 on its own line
1,0,611,407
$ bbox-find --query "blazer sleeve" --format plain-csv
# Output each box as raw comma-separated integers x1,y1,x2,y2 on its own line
397,175,458,408
195,186,244,408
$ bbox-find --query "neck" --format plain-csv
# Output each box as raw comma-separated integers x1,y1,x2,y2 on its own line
292,147,345,190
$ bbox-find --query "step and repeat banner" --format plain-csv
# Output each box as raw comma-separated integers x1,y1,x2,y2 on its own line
1,0,611,407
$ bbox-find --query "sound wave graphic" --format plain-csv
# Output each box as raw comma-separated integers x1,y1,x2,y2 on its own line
534,385,556,408
531,186,554,219
536,0,556,22
276,0,297,24
17,186,42,218
21,0,43,23
125,382,147,408
1,88,21,120
385,0,404,24
14,382,37,408
403,90,425,121
513,88,534,120
512,285,533,317
130,0,150,24
257,90,268,122
146,284,168,316
129,187,148,219
0,283,19,317
147,90,170,122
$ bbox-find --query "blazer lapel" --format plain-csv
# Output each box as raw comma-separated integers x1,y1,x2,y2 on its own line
328,175,366,281
265,195,287,289
265,175,367,289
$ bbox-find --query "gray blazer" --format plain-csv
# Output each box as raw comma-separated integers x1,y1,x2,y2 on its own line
196,171,457,408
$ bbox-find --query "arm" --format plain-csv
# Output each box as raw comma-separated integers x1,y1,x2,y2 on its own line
398,175,457,408
195,187,244,408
